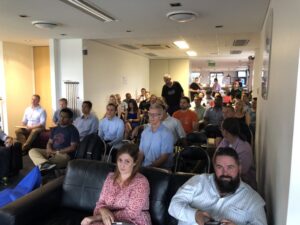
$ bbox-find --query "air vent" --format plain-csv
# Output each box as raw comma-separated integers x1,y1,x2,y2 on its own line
170,2,182,7
233,39,249,46
141,44,171,50
119,44,139,50
145,53,158,57
230,50,242,54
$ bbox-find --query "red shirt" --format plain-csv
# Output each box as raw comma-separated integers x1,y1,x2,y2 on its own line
173,110,198,134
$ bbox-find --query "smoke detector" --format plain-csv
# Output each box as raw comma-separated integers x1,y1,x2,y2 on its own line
167,11,198,23
32,21,58,29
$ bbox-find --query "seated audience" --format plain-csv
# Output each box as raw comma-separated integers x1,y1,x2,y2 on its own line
218,117,256,189
124,99,141,139
168,147,267,225
74,101,99,141
0,128,13,147
15,94,47,152
52,98,74,125
235,100,251,126
190,95,205,121
81,144,151,225
115,94,127,119
139,103,174,169
173,97,198,134
124,93,132,105
136,88,147,103
98,103,125,149
203,95,224,127
29,108,79,170
202,89,214,109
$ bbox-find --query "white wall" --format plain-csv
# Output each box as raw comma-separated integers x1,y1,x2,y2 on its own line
82,40,149,117
49,39,84,112
149,59,189,97
255,1,300,224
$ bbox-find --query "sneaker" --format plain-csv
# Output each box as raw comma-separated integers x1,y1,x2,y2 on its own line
39,162,56,172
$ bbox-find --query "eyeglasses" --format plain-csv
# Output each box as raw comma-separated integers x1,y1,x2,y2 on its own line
148,113,161,118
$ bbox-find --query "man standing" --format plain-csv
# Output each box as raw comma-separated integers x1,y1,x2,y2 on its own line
162,74,184,116
15,94,47,152
98,103,125,149
139,103,174,169
29,108,80,170
169,147,267,225
189,77,201,101
74,101,99,141
173,97,198,134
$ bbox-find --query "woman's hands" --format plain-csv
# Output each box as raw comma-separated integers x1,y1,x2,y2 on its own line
81,215,99,225
99,208,115,225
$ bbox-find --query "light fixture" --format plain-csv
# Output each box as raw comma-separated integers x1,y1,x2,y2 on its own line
32,21,58,29
173,40,189,49
60,0,116,22
186,50,197,56
167,10,198,23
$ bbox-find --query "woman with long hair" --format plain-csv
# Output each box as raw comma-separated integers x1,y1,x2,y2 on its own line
124,99,140,139
81,144,151,225
234,100,250,126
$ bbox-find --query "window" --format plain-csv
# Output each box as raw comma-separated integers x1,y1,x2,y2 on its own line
210,72,224,86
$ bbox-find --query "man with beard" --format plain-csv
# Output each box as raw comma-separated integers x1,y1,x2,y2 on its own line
169,147,267,225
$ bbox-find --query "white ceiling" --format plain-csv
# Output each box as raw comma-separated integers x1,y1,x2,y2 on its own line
0,0,270,70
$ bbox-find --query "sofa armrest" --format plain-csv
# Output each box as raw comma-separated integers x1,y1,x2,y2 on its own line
0,176,64,225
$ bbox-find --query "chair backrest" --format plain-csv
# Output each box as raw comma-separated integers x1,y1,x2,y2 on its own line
186,131,207,145
75,134,105,160
175,145,211,174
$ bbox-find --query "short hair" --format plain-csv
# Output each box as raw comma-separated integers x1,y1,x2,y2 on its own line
59,98,68,104
206,89,212,95
141,88,146,91
82,101,92,109
107,103,117,111
222,117,240,136
33,94,40,101
180,96,190,104
149,103,164,114
253,97,257,101
113,143,140,186
163,74,171,79
213,147,240,165
214,78,218,82
60,108,73,119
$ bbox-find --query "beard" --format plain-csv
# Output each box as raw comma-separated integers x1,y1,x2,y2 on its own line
214,174,240,194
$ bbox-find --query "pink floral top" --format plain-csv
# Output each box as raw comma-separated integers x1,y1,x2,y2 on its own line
93,172,151,225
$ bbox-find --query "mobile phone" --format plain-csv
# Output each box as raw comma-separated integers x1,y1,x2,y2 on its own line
204,221,221,225
111,222,134,225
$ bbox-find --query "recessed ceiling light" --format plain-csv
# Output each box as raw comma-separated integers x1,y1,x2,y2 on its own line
186,50,197,56
19,14,28,18
167,10,197,23
173,40,189,49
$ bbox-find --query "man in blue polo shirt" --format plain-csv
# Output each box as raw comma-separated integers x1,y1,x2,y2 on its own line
139,103,174,169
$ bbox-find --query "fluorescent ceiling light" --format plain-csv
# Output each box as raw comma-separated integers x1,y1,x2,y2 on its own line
186,50,197,56
60,0,115,22
173,40,189,49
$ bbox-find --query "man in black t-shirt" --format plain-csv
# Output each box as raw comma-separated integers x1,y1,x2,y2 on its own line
189,77,201,101
161,74,184,116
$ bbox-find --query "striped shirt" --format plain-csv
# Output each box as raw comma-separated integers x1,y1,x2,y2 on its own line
169,174,267,225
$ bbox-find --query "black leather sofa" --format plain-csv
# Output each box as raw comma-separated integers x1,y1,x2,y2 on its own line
0,159,193,225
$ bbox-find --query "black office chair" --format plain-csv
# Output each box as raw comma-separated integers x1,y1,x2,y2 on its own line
186,131,207,146
174,145,211,174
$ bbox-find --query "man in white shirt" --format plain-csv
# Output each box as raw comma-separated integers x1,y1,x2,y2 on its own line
169,147,267,225
15,94,47,153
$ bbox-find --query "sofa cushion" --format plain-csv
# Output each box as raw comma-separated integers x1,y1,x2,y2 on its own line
62,160,115,211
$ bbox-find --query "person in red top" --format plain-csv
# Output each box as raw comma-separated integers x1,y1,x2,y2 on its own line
173,97,198,134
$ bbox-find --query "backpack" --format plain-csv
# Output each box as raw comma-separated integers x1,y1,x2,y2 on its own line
75,134,105,160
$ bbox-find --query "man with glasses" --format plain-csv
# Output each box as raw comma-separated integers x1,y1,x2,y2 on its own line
138,103,174,169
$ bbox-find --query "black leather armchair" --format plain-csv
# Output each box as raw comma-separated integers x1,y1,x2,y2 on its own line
0,159,193,225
